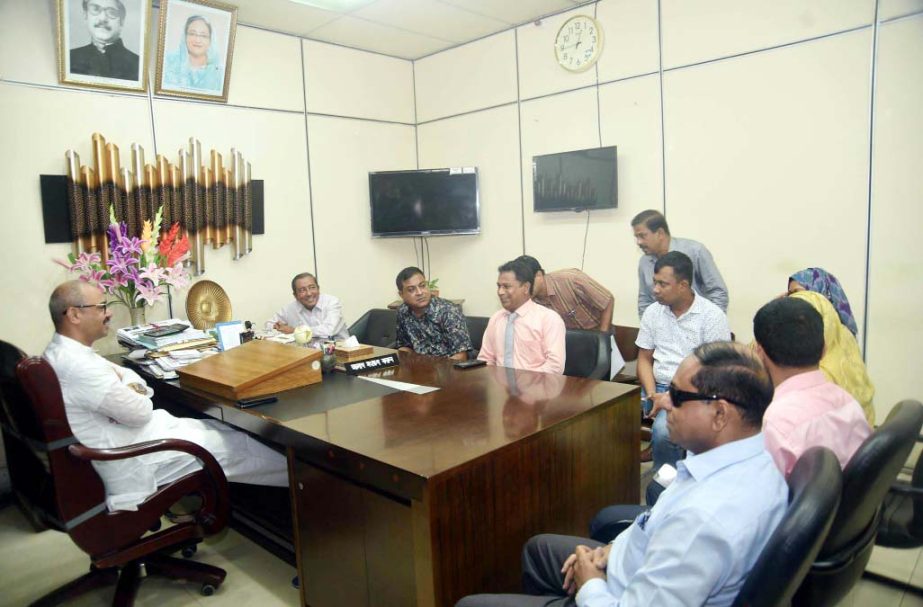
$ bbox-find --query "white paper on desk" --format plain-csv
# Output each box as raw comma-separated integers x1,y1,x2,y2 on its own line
357,376,440,395
342,335,360,347
609,335,626,380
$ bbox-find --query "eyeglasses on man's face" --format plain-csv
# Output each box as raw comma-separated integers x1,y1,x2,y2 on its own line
668,385,741,408
86,4,120,19
67,301,111,315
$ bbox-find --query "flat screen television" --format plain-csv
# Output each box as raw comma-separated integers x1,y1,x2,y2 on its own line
532,146,617,212
369,167,480,238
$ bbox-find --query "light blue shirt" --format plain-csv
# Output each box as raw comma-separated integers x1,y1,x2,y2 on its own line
577,433,787,607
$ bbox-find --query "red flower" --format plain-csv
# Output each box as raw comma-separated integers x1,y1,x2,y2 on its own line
159,223,190,268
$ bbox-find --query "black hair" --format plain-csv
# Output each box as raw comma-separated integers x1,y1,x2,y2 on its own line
753,297,824,367
654,251,693,285
691,342,775,428
396,266,425,292
291,272,318,293
630,209,670,236
514,255,543,281
498,260,534,295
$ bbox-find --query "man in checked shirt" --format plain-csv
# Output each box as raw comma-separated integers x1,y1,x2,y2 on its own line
516,256,614,333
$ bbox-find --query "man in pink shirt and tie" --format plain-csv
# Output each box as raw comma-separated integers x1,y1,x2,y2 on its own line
478,259,566,374
753,297,871,477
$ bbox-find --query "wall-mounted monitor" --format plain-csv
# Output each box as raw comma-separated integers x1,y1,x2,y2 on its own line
532,146,617,212
369,167,480,238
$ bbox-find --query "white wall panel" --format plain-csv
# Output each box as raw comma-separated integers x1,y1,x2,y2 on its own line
596,75,664,326
0,84,154,355
866,15,923,418
307,116,418,325
595,0,660,83
417,105,524,317
661,0,874,69
153,100,313,334
880,0,923,20
414,31,517,123
303,39,414,123
227,27,304,112
0,0,92,88
663,30,872,344
519,88,601,273
517,7,596,101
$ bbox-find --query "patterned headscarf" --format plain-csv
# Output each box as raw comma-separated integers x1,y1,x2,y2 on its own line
789,267,859,336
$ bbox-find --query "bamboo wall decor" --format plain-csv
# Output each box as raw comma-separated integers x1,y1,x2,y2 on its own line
64,132,254,275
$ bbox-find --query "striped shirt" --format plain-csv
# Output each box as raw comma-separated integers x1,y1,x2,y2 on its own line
533,268,614,330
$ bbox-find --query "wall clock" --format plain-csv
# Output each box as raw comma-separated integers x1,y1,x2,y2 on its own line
554,15,604,72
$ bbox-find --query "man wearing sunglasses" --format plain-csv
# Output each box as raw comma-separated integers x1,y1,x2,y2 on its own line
43,281,288,512
754,297,870,477
70,0,140,81
457,342,786,607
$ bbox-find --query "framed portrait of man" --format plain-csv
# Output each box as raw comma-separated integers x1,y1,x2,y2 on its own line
155,0,238,103
56,0,151,92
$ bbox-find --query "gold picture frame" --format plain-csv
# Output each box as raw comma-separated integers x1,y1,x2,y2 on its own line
56,0,151,92
155,0,238,103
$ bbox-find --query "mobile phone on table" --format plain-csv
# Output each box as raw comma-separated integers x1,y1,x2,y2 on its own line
453,359,487,369
237,395,278,409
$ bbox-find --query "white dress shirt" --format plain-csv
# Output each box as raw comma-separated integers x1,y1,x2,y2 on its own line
44,334,287,511
271,293,349,340
636,293,731,385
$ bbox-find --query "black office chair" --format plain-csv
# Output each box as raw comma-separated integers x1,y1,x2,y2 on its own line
465,316,489,355
348,309,398,348
793,399,923,606
563,329,610,380
732,447,842,607
0,340,56,531
863,434,923,593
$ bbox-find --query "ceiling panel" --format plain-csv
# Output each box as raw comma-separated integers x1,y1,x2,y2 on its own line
233,0,340,36
354,0,507,43
437,0,580,26
309,15,452,59
231,0,594,59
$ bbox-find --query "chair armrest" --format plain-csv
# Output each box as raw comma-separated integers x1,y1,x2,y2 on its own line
889,482,923,498
68,438,227,490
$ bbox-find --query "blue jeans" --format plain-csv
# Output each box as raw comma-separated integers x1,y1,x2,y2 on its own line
643,383,684,475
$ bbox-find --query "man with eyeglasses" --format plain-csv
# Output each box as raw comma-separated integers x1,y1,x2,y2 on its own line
394,266,472,360
43,281,288,512
70,0,140,80
637,251,730,477
270,272,349,340
456,342,787,607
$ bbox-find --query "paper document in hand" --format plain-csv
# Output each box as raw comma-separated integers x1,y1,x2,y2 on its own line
356,376,440,395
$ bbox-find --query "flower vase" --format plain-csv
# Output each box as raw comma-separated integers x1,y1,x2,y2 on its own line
129,306,147,327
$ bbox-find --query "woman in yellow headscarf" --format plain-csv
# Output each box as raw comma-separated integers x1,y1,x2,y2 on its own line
787,268,875,425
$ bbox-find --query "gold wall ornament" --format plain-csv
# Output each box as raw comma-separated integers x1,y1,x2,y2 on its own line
63,133,255,276
186,279,232,329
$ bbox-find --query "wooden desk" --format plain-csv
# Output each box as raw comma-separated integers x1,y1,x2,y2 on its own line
152,352,639,607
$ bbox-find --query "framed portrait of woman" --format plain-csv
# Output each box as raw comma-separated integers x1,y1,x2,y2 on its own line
56,0,151,92
155,0,238,102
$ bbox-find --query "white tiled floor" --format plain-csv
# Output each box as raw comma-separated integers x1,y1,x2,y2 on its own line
2,502,921,607
0,506,300,607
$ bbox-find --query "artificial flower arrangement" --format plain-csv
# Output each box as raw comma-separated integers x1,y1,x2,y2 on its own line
56,207,192,312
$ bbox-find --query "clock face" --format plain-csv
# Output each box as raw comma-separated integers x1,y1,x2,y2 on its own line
554,15,604,73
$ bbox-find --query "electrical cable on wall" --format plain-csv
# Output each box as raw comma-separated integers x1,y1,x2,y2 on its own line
581,209,591,271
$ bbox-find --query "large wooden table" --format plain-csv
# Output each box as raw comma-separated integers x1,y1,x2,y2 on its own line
151,350,640,607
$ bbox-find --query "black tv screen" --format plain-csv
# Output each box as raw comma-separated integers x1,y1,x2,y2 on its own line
369,168,480,238
533,146,618,212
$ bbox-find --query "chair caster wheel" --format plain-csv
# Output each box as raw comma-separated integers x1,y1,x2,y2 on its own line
182,545,197,558
201,583,216,596
292,576,299,589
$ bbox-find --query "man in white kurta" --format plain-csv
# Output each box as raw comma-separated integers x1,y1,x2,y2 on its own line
271,272,349,340
44,281,288,511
